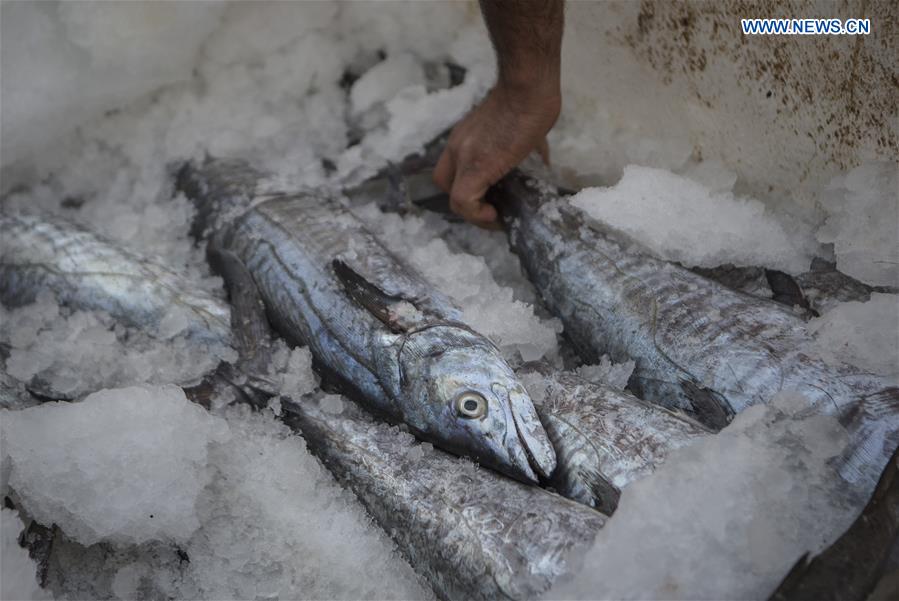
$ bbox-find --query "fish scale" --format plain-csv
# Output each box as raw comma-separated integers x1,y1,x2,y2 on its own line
531,370,711,510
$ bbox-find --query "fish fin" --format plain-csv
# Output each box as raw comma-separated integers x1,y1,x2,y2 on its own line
206,247,273,365
199,247,279,406
770,444,899,601
383,163,411,212
332,258,423,333
765,269,816,316
768,552,812,601
579,466,622,516
24,377,77,402
680,379,734,431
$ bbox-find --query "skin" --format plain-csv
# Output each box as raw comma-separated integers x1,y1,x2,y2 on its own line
434,0,564,227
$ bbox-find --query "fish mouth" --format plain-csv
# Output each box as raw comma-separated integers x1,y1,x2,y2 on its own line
511,409,554,481
501,385,557,482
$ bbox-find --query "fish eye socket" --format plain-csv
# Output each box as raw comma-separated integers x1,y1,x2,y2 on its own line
455,392,487,419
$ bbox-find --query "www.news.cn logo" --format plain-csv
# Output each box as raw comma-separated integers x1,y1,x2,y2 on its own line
741,18,871,35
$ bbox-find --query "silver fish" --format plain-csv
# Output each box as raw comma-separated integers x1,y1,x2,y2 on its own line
525,368,710,513
177,160,556,484
493,171,899,491
282,393,604,601
0,211,231,347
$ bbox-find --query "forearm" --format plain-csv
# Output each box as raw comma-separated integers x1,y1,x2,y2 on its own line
479,0,564,98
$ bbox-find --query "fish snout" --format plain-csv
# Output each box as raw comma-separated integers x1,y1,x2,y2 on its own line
499,384,557,482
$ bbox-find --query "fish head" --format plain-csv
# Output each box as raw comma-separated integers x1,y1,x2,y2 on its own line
398,325,556,483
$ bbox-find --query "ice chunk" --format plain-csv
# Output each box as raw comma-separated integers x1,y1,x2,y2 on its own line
2,385,230,546
549,392,859,600
0,508,51,600
157,306,190,339
267,343,318,399
406,444,425,461
350,52,426,116
319,394,345,415
817,163,899,287
570,166,817,273
808,292,899,378
0,298,231,398
519,371,550,404
337,77,488,184
574,355,636,390
111,562,150,600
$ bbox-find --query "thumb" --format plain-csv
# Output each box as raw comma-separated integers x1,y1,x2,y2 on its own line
432,146,456,193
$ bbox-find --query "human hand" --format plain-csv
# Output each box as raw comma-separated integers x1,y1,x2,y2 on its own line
433,83,561,228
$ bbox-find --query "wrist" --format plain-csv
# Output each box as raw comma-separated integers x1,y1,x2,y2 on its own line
498,66,560,95
494,75,562,119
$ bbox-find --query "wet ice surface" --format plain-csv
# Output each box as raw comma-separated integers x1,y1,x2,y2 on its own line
1,2,896,599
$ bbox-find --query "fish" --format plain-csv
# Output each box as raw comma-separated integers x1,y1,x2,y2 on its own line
490,170,899,491
768,444,899,601
282,393,604,601
0,211,232,348
176,159,557,484
522,367,711,514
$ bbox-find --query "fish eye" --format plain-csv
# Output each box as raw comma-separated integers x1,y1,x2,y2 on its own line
455,392,487,419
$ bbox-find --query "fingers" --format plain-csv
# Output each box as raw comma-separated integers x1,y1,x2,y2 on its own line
434,144,500,228
450,162,500,228
433,148,455,193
